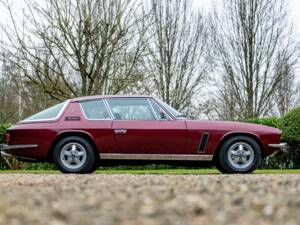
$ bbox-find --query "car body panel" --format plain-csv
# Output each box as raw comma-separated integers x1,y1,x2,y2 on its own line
112,120,187,154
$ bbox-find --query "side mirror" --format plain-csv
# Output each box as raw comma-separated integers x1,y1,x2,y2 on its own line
159,109,167,120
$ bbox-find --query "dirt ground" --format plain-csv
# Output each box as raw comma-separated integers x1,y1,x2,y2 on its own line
0,174,300,225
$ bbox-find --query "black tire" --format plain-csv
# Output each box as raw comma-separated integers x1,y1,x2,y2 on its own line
53,136,97,174
216,136,262,174
214,157,228,173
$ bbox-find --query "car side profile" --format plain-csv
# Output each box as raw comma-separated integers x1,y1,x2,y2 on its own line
0,95,287,173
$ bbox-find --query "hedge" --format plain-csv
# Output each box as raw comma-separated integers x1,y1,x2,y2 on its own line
281,107,300,142
246,108,300,169
0,123,11,143
245,117,281,129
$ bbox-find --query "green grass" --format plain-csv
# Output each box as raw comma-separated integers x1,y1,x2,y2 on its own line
1,168,300,174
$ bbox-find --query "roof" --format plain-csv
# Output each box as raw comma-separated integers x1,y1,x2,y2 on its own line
70,94,151,102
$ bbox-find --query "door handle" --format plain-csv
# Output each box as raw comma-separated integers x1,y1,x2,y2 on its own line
114,129,127,134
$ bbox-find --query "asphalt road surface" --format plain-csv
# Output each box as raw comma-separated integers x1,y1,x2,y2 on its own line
0,174,300,225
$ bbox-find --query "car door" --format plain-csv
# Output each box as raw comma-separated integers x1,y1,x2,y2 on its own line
106,97,187,154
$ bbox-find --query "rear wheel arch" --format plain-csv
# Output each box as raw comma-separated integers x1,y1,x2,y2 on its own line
213,132,263,162
47,131,98,162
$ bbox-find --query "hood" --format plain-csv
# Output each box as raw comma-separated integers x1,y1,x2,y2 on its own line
185,120,281,134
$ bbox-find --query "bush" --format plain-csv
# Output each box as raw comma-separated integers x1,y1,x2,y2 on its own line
245,117,282,128
281,107,300,142
0,123,11,169
246,111,300,169
0,123,11,143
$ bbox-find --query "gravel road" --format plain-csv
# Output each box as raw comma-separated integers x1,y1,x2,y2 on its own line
0,174,300,225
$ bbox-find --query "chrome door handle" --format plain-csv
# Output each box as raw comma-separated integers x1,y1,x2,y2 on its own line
114,129,127,134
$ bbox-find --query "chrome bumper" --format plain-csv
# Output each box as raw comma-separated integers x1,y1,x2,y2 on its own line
0,144,38,161
268,143,288,152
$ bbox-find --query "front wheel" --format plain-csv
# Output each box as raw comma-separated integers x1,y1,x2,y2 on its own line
216,136,262,173
53,136,97,174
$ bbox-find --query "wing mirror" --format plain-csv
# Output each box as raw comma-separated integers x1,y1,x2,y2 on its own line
159,109,168,120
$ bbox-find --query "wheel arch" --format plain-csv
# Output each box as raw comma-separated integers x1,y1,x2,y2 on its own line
213,131,263,162
47,130,98,162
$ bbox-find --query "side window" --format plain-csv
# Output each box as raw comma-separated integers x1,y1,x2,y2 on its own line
80,99,111,120
106,98,156,120
150,99,170,120
24,101,68,121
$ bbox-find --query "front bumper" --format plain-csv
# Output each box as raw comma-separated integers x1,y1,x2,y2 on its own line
0,144,38,161
268,143,288,152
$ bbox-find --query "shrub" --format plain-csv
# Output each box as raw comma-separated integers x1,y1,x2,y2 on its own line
246,111,300,169
281,107,300,142
245,117,281,128
0,123,11,143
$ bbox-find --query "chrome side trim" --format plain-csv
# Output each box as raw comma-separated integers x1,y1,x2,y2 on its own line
268,143,288,152
1,144,38,150
99,153,213,161
0,151,36,161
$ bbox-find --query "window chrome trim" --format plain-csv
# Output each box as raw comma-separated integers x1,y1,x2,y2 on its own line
151,98,175,120
105,97,158,121
103,99,115,120
21,100,70,123
147,98,159,120
79,99,112,121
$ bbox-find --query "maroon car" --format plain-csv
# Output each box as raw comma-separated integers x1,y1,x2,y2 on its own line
0,95,287,173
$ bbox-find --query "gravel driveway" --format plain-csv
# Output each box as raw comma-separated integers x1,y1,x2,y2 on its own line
0,174,300,225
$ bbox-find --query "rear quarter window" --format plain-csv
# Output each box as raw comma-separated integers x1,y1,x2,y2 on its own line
23,101,68,121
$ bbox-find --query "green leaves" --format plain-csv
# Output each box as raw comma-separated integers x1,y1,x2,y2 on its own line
281,107,300,142
0,123,11,143
245,117,282,129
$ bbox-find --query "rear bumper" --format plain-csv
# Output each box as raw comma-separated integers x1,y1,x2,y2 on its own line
0,144,38,161
268,143,288,152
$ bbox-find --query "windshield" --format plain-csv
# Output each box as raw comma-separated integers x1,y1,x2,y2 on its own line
155,98,186,119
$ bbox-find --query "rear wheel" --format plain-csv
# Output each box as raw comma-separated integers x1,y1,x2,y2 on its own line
216,136,262,173
53,136,97,173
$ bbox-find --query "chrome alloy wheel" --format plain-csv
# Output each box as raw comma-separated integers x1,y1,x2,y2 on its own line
60,142,87,170
227,142,255,169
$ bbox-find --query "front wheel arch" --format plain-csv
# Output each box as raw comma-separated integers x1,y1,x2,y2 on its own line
215,135,262,173
47,131,98,162
213,132,263,163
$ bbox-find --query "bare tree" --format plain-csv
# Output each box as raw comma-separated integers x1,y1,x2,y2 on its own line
274,51,299,116
212,0,297,119
0,0,146,101
143,0,211,112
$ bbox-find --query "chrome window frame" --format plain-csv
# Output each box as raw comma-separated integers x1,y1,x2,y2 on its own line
151,98,176,120
105,97,159,121
79,99,113,121
149,98,172,120
21,100,70,123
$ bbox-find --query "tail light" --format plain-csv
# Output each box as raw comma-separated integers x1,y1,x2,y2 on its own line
5,132,10,144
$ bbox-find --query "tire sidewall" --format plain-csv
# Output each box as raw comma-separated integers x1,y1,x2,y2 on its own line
53,136,96,173
219,136,262,173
